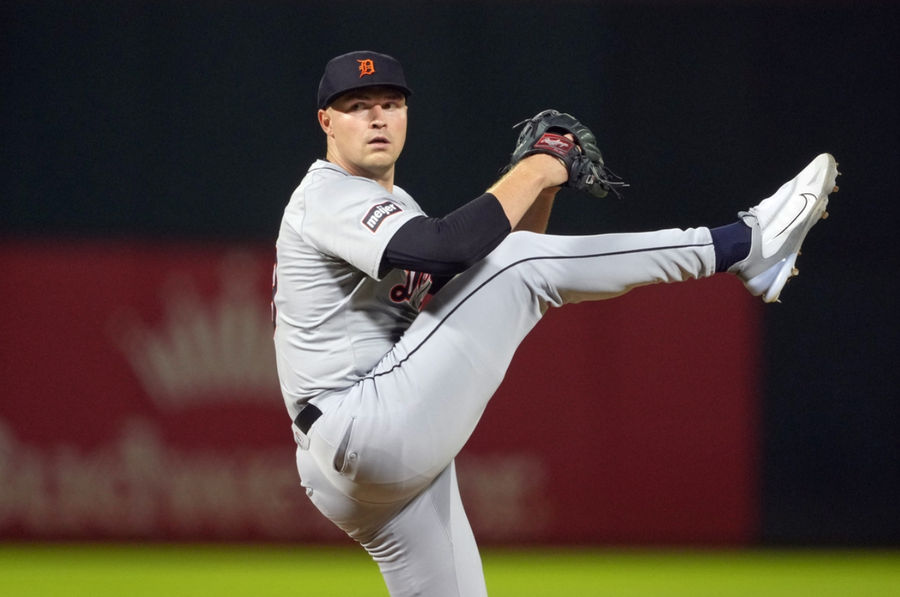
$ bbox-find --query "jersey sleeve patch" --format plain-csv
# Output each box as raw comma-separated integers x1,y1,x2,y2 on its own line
361,201,403,233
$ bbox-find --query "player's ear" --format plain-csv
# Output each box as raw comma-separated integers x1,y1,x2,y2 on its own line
318,109,333,136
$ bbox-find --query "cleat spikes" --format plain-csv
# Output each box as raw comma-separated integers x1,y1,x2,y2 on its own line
833,185,839,193
821,211,829,219
791,267,799,276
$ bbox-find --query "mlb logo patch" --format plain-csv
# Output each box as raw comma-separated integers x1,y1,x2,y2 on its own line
362,201,402,232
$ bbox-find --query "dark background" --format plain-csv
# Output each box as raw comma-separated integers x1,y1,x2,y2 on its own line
3,0,897,545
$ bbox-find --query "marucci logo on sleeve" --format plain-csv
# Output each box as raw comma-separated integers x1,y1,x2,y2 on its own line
362,201,403,232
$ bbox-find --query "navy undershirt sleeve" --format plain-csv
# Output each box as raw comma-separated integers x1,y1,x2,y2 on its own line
380,192,511,277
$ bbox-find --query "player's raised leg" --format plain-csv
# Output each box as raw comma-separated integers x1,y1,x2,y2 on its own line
295,225,716,511
344,226,716,490
337,152,841,491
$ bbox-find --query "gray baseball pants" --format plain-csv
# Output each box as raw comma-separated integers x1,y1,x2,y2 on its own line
294,227,716,596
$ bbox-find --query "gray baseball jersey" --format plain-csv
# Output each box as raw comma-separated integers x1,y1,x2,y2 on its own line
273,160,431,415
274,159,717,596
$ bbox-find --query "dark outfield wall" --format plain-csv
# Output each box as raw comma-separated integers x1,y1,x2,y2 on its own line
3,1,898,545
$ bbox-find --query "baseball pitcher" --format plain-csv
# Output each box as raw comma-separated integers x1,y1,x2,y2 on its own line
272,51,839,596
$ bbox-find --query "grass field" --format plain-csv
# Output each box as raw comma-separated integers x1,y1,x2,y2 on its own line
2,543,898,596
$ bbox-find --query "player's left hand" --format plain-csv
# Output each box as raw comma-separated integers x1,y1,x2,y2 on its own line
505,109,627,199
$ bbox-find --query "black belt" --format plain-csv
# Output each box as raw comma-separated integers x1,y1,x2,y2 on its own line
294,404,323,435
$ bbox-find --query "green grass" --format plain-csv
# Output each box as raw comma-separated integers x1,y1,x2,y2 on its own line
1,544,898,596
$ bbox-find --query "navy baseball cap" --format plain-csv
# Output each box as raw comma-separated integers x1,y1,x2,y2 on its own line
317,51,412,109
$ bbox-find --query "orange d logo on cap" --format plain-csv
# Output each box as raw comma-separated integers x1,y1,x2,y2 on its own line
317,50,412,109
357,59,375,78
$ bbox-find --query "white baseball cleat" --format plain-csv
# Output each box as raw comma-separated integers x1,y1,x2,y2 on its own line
729,153,840,303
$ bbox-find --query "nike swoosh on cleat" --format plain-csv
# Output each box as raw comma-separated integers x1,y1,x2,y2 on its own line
772,193,814,239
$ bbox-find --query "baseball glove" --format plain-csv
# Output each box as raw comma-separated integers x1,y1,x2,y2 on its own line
505,109,627,199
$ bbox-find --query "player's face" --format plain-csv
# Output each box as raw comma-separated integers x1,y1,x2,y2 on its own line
320,87,408,187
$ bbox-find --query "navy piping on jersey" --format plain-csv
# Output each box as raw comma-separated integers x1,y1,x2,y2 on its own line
365,241,713,381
